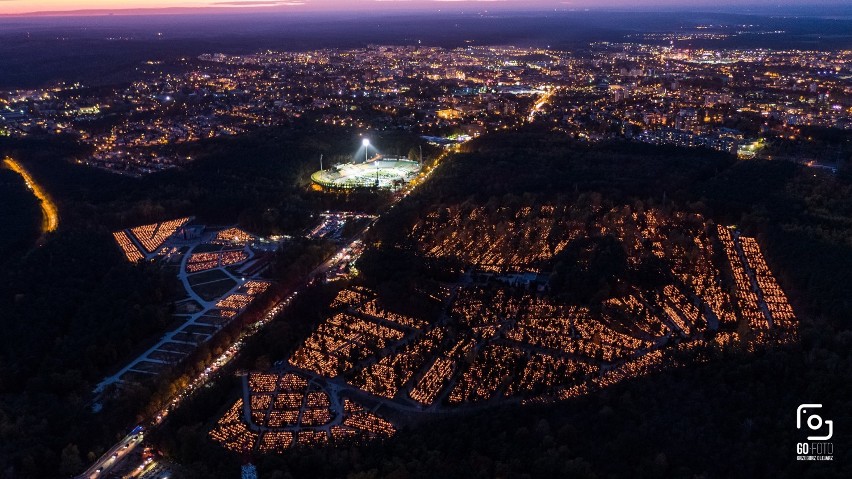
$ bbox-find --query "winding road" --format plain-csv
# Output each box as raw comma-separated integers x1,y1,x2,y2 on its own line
2,157,59,242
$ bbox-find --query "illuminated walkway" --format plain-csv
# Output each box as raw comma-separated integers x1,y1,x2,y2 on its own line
2,157,59,237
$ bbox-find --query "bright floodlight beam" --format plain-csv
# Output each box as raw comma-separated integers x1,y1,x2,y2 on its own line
362,138,370,162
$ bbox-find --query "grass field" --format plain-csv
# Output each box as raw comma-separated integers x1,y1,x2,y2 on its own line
193,278,238,302
188,269,230,286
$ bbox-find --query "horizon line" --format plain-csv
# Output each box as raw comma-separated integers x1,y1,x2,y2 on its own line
2,2,851,19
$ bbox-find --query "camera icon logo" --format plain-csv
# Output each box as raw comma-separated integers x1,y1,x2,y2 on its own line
797,404,833,441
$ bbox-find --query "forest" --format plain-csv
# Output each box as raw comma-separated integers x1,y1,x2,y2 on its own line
0,166,40,256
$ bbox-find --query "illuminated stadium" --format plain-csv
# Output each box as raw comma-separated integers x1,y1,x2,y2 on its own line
311,139,421,190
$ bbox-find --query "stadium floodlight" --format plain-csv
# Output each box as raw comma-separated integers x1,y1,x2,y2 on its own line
362,138,370,147
362,138,370,162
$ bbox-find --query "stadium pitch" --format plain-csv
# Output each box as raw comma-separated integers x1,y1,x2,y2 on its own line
311,157,421,190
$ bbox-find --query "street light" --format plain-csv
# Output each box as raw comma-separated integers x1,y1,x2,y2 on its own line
362,138,370,163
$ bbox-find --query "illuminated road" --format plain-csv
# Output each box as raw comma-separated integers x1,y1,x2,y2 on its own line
2,157,59,240
527,88,557,123
78,430,144,479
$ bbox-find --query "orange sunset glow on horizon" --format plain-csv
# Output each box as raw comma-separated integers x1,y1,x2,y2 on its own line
2,0,844,17
0,0,311,16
